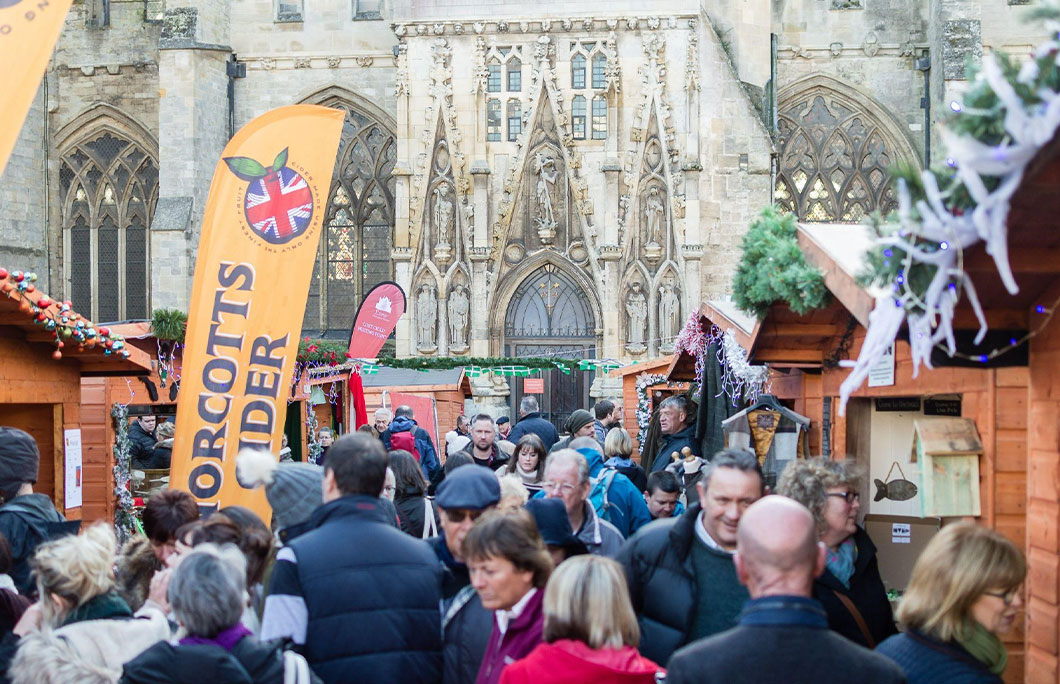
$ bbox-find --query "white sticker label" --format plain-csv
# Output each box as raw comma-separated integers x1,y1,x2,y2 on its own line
892,522,911,543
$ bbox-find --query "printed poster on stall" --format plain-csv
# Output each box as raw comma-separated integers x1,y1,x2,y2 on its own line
63,428,83,509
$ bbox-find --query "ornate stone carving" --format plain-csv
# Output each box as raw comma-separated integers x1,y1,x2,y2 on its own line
432,183,454,247
472,37,488,95
561,18,573,31
417,284,438,351
453,23,465,35
863,32,880,57
606,19,618,31
658,280,680,350
355,56,374,67
326,56,341,68
473,22,485,34
519,21,530,33
259,57,275,70
532,152,559,242
541,19,552,32
644,186,664,246
394,24,407,37
447,286,470,351
625,17,638,30
685,32,700,92
646,16,661,30
415,24,428,35
395,43,409,96
606,32,622,94
294,57,311,69
625,281,647,353
497,20,509,33
830,42,843,57
581,18,593,31
432,23,444,35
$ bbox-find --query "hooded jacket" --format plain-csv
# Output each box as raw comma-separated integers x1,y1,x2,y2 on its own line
649,422,700,473
261,494,442,684
383,417,441,481
0,493,75,594
127,422,158,469
498,640,662,684
576,447,651,539
430,535,493,684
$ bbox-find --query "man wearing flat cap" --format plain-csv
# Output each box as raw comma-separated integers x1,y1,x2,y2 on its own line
547,409,600,454
431,465,500,684
0,427,76,594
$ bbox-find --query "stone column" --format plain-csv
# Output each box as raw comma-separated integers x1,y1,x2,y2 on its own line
392,247,413,356
602,161,621,245
152,3,231,311
468,246,491,357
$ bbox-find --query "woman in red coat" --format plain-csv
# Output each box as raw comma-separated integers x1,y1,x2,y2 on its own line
500,555,663,684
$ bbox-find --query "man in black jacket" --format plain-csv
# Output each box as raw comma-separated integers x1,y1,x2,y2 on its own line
128,414,158,469
617,449,763,665
505,396,559,450
430,465,500,684
649,396,700,473
666,496,906,684
260,433,442,683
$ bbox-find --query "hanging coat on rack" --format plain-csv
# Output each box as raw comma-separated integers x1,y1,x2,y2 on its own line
722,396,810,486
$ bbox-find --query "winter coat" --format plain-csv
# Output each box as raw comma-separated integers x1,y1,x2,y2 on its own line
649,423,700,473
814,527,897,648
261,494,442,684
395,491,438,539
604,458,648,493
460,443,510,471
665,596,906,684
499,640,662,684
0,493,77,594
877,630,1002,684
475,589,544,684
383,417,441,481
0,589,28,636
127,422,157,470
120,635,314,684
7,593,171,684
578,447,652,539
506,413,560,451
431,535,493,684
114,535,162,612
615,503,708,665
139,439,172,471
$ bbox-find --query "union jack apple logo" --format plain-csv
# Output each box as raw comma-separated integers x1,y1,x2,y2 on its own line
224,148,313,245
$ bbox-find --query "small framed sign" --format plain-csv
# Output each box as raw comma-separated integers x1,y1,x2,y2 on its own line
523,378,544,394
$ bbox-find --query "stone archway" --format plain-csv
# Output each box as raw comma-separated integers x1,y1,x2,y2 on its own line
502,263,596,431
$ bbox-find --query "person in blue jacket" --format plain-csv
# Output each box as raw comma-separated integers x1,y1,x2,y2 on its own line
569,437,652,538
382,405,441,483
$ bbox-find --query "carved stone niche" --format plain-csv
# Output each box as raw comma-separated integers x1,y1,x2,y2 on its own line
415,281,439,354
446,278,471,354
657,277,681,353
624,278,649,355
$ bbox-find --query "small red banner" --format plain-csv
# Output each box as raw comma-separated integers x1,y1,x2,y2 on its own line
523,378,545,394
348,281,406,359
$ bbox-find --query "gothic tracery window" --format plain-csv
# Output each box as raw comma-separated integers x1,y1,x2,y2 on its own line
304,99,396,336
60,130,157,322
572,96,586,140
775,91,904,222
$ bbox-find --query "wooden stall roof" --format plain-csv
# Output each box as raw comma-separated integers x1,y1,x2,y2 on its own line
0,289,151,376
609,354,673,378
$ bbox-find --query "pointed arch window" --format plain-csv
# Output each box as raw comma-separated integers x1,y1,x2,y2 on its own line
591,96,607,140
487,60,502,93
775,91,906,222
507,99,522,142
60,129,158,321
572,96,587,140
591,54,607,89
486,98,502,142
571,54,586,90
507,57,522,92
304,99,396,336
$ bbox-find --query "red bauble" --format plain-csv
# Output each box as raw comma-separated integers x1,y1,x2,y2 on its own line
105,339,114,349
38,296,51,308
0,268,8,279
52,350,62,360
99,326,110,337
35,312,46,323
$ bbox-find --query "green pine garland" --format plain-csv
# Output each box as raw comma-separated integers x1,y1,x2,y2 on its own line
732,206,828,318
150,308,187,343
111,404,137,544
375,355,578,372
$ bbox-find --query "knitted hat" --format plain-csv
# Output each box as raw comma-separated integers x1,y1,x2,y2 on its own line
0,427,40,491
236,449,323,531
155,421,176,440
564,409,594,436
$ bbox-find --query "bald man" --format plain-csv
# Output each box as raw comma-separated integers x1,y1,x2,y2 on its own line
666,496,907,684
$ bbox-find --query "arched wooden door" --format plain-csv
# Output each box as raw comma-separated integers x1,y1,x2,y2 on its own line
503,264,596,431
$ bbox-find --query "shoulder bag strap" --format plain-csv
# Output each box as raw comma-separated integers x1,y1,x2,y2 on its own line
834,591,876,648
422,498,438,539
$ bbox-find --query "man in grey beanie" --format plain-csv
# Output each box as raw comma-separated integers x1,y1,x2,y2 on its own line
547,409,600,454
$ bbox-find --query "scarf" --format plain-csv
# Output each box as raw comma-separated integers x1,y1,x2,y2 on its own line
513,464,540,485
62,590,133,626
956,620,1008,675
180,622,252,652
825,537,857,588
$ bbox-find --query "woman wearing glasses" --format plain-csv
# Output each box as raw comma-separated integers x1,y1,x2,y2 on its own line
776,458,896,647
876,522,1024,683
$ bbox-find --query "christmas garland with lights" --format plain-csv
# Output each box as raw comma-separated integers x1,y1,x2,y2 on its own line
732,207,829,318
111,404,137,544
840,6,1060,411
635,373,668,456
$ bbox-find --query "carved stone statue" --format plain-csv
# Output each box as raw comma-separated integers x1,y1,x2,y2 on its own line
644,186,664,245
417,284,437,348
447,286,469,347
432,183,454,246
659,281,680,342
532,152,558,230
626,282,647,347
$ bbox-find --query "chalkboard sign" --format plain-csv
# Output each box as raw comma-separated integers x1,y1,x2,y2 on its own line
924,398,962,416
875,397,922,412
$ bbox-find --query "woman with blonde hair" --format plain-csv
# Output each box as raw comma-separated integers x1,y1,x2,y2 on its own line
602,428,647,492
6,524,170,684
877,522,1025,683
500,555,662,684
776,457,895,647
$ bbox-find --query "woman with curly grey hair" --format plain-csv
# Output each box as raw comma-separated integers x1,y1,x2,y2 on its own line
776,457,896,648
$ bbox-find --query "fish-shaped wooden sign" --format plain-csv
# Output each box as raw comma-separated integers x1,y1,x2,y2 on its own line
874,461,918,502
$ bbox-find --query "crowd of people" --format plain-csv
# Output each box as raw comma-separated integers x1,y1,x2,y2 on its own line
0,400,1030,683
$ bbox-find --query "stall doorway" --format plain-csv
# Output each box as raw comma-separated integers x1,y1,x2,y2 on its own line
0,404,58,501
503,265,595,431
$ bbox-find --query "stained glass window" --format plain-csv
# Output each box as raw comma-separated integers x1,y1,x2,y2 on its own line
60,130,157,321
305,99,396,336
775,91,904,222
